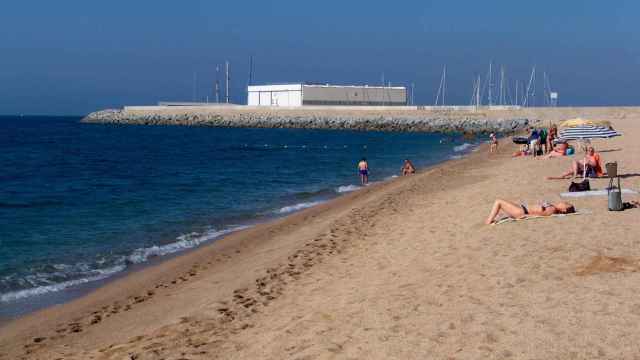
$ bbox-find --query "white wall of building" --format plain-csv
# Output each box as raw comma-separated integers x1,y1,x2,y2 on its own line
247,83,407,107
248,84,303,107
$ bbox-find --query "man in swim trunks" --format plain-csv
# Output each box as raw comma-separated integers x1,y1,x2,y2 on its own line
358,158,369,185
529,128,541,158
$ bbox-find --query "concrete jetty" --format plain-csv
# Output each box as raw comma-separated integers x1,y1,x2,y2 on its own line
82,105,540,134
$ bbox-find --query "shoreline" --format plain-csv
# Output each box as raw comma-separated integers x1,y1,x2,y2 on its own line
0,135,482,324
0,136,490,358
3,106,639,359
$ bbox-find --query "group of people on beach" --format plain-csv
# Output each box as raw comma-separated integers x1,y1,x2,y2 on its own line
356,158,416,185
485,123,611,224
510,125,561,158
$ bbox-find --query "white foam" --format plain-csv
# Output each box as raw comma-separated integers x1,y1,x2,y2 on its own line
449,154,463,160
0,225,250,303
336,184,361,193
0,265,126,303
453,143,473,152
276,201,324,214
127,226,250,264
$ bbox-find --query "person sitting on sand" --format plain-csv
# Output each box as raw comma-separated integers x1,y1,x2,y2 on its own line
543,141,569,158
489,133,499,154
401,159,416,176
485,199,576,225
358,158,369,185
512,144,530,157
545,146,605,179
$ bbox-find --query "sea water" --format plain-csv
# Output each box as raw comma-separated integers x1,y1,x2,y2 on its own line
0,116,480,318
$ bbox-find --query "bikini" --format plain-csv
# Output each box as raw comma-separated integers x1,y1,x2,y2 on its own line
521,202,554,215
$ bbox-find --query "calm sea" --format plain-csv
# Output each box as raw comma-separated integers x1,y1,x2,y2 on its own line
0,116,480,319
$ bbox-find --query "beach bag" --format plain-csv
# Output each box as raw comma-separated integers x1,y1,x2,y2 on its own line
569,179,590,192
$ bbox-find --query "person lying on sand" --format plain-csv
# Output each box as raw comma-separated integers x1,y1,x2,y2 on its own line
401,159,416,176
512,144,530,157
545,146,605,180
485,199,575,225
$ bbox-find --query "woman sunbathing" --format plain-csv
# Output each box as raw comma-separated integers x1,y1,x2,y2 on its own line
485,199,575,225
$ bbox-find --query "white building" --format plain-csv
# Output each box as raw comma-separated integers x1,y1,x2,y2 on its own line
247,83,407,107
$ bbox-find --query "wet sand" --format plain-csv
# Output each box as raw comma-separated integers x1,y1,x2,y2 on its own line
2,107,640,359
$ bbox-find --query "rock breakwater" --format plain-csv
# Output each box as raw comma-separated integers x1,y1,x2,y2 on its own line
82,108,536,134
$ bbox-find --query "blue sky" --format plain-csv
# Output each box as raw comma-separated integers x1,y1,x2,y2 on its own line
0,0,638,115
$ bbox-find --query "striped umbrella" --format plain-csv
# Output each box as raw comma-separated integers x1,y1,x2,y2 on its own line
559,125,621,140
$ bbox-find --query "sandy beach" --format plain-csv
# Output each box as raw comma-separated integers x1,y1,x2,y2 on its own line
2,107,640,359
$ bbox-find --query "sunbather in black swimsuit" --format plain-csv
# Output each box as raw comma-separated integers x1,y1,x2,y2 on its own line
521,202,553,216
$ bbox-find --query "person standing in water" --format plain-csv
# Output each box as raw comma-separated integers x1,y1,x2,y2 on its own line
401,159,416,176
358,158,369,185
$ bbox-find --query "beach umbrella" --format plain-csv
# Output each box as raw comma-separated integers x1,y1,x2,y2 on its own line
559,117,611,128
559,125,621,141
559,124,621,180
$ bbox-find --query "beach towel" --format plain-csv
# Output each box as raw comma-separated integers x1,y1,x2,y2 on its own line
491,209,590,226
561,189,637,198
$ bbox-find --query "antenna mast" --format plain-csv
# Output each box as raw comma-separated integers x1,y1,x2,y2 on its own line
248,55,254,86
411,82,415,105
225,61,230,104
215,65,220,103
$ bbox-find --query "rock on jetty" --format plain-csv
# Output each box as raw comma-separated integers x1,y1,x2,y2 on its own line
82,107,537,134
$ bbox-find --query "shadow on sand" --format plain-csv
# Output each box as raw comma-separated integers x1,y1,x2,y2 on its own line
598,148,623,153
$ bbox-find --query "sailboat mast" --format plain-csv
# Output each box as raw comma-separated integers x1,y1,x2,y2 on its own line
443,65,446,106
499,66,505,105
476,75,481,108
435,65,446,106
488,62,493,106
523,66,536,107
